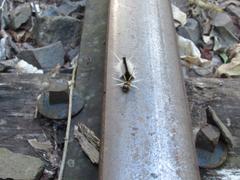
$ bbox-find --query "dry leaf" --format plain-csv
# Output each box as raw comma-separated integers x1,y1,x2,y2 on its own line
171,4,187,27
178,35,210,66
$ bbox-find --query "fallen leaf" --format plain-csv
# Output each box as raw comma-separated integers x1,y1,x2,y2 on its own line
178,35,201,58
171,4,187,27
178,35,210,66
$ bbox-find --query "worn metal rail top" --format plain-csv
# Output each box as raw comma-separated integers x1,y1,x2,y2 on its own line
100,0,200,179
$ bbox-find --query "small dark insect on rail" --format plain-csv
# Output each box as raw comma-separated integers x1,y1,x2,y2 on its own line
113,53,140,93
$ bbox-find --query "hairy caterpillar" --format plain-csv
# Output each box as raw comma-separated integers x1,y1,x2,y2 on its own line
113,53,140,93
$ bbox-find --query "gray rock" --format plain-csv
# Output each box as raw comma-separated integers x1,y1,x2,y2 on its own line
211,55,223,67
0,148,44,180
58,0,85,16
0,31,18,60
212,12,239,41
0,56,18,73
177,18,200,44
212,12,233,27
171,0,188,12
0,57,19,68
10,3,32,30
17,41,64,70
192,64,214,77
0,2,10,29
227,5,240,19
40,5,61,17
0,63,6,72
67,46,80,61
212,28,238,50
33,16,82,48
0,35,11,60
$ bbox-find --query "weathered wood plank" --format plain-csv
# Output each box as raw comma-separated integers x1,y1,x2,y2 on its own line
0,74,69,156
1,74,47,156
0,74,46,156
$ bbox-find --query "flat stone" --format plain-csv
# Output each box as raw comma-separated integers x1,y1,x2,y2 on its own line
212,13,232,27
33,16,82,48
212,12,239,40
0,35,11,60
0,63,6,72
207,106,234,148
1,2,10,29
227,5,240,19
17,41,64,70
177,18,200,44
0,148,44,180
192,64,214,77
196,124,220,152
212,27,239,50
66,46,80,61
171,0,188,12
10,3,32,30
58,0,85,16
40,5,61,17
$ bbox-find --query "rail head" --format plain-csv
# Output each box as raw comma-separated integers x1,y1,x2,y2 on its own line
100,0,200,179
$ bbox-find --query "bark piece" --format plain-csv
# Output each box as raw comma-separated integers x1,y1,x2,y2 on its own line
74,123,100,164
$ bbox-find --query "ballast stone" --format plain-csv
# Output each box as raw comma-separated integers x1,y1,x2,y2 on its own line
17,41,65,70
0,148,44,180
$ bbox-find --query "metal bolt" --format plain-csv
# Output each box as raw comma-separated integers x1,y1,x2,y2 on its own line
37,78,84,120
48,79,69,105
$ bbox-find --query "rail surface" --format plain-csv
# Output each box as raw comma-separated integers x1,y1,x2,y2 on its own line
100,0,200,179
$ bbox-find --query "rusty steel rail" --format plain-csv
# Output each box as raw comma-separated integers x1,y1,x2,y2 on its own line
100,0,200,179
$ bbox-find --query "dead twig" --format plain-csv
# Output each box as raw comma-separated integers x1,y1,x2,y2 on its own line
58,61,78,180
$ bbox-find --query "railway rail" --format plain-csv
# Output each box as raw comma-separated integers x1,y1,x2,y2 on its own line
63,0,200,179
100,0,200,179
1,0,240,179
